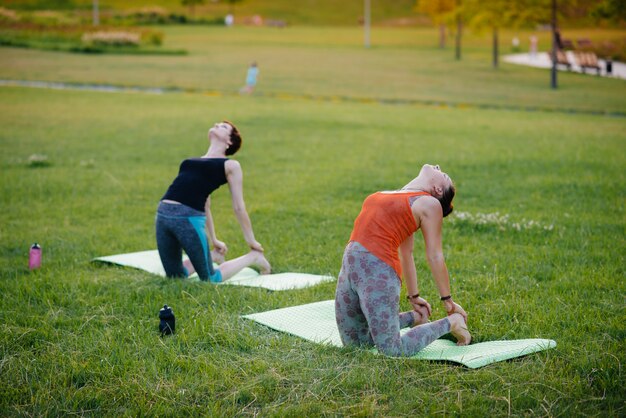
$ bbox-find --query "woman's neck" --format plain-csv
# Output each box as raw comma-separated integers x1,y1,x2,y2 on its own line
203,143,227,158
402,179,429,193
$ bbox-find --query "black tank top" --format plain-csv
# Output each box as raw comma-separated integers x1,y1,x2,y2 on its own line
161,158,228,212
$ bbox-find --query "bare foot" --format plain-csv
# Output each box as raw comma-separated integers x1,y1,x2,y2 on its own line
211,250,225,264
448,313,471,346
183,258,196,276
252,250,271,274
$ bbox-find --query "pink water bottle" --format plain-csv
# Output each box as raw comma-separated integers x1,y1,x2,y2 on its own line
29,243,41,270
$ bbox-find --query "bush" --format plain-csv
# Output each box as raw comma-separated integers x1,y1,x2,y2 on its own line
141,29,163,46
25,10,78,26
0,21,171,53
123,7,187,25
0,7,20,22
588,38,626,62
82,31,140,47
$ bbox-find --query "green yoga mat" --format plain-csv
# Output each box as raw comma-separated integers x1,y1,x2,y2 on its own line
93,250,334,291
242,300,556,369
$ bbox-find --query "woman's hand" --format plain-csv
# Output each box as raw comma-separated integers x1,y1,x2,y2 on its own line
248,241,264,252
411,304,430,325
212,239,228,256
444,299,468,323
409,296,432,318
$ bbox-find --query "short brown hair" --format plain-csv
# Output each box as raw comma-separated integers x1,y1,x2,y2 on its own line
438,184,455,217
223,120,242,155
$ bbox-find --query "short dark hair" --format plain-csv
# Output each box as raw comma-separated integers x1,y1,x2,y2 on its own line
438,184,455,218
223,120,242,155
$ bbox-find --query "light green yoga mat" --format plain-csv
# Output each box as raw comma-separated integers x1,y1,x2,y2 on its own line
242,300,556,369
93,250,334,291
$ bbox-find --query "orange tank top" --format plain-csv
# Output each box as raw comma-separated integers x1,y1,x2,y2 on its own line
349,191,430,279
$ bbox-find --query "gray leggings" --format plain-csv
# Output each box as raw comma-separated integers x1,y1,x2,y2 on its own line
155,202,222,282
335,241,450,357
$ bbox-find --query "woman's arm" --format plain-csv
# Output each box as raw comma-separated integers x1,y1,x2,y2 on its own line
225,160,264,251
418,198,467,321
204,196,227,255
399,235,418,296
399,235,431,316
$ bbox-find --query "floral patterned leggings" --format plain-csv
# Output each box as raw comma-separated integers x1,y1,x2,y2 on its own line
335,241,451,357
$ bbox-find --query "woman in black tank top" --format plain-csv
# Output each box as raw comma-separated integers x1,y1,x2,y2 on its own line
156,120,271,282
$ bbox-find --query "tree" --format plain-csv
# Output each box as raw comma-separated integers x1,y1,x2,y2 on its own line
364,0,371,48
226,0,244,15
465,0,551,68
452,0,464,60
181,0,205,18
464,0,507,68
92,0,99,26
415,0,456,49
591,0,626,22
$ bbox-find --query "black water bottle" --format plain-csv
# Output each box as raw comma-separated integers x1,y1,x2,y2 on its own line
159,305,175,335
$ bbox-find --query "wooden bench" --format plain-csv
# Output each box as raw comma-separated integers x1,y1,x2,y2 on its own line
549,49,572,70
574,51,601,75
561,39,574,50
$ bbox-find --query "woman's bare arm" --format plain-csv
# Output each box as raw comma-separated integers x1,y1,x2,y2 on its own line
225,160,263,251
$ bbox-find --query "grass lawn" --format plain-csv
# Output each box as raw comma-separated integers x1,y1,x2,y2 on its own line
2,0,418,26
1,26,625,114
0,25,625,416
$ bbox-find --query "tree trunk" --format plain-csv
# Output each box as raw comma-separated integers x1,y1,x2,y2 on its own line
492,27,499,68
455,16,462,60
551,0,558,89
92,0,99,26
439,24,446,49
364,0,371,48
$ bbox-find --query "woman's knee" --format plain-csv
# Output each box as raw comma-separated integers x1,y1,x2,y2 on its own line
209,269,222,283
376,342,404,357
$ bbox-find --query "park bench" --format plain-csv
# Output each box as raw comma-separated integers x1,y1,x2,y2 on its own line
574,51,601,75
550,49,572,70
266,19,287,27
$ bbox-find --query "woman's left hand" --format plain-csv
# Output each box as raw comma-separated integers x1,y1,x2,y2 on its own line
410,296,432,318
444,300,468,324
213,239,228,255
249,241,264,252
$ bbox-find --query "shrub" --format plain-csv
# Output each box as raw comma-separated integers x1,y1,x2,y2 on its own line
591,38,626,62
27,154,50,167
26,10,78,26
0,19,172,54
82,31,140,47
123,7,187,25
0,7,19,22
126,6,169,24
141,29,163,46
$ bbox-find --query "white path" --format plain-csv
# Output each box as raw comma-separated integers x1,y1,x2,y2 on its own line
503,52,626,80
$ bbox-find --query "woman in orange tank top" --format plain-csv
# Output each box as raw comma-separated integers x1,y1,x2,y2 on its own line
335,164,470,357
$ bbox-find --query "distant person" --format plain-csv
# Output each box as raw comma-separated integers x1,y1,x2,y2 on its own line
240,62,259,95
156,121,270,282
335,164,470,357
224,14,234,27
530,35,538,58
512,36,520,52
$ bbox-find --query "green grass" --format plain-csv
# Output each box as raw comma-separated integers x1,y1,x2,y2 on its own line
1,25,625,416
1,26,625,114
2,0,420,26
1,85,624,416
